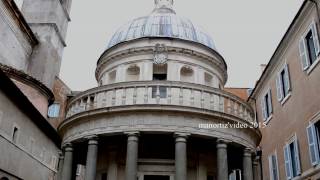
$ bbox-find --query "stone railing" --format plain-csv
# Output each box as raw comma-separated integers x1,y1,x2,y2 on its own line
66,81,255,124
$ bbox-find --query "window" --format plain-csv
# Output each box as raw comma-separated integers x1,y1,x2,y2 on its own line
306,121,320,166
299,21,320,71
276,64,291,102
108,70,116,84
261,90,273,121
152,64,167,98
284,137,301,179
48,103,60,118
12,127,19,143
268,153,279,180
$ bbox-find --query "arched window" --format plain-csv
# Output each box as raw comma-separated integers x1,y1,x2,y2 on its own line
180,66,194,83
126,65,140,81
108,70,116,84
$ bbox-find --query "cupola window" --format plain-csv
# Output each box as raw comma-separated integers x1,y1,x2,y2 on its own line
180,66,194,83
152,64,167,98
127,65,140,81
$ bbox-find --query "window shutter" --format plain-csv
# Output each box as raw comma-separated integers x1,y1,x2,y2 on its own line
276,75,283,101
294,139,301,175
268,90,273,114
299,38,309,70
307,124,320,166
284,145,293,179
311,22,320,56
261,98,267,121
269,155,275,180
284,64,291,92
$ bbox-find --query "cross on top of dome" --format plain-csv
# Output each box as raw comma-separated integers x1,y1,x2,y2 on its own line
155,0,173,8
153,0,175,14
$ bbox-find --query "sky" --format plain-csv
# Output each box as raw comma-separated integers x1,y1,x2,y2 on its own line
60,0,304,91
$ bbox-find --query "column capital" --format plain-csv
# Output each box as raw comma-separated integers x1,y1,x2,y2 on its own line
244,148,254,157
174,132,190,143
125,131,140,142
216,139,229,149
86,135,99,145
63,143,73,152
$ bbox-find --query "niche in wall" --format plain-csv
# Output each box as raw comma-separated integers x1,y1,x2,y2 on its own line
180,65,194,83
126,65,140,81
108,70,116,84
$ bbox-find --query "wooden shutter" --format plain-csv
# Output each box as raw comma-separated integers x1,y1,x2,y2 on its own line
276,75,283,101
294,139,301,175
284,64,291,93
269,155,275,180
311,22,320,56
284,145,293,179
261,98,267,121
307,124,320,166
299,38,309,70
267,90,273,114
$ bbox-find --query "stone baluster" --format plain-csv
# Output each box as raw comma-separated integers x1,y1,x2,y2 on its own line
190,89,195,106
144,86,148,103
122,88,126,105
210,94,215,110
219,95,224,112
201,90,205,108
167,86,172,104
112,89,116,106
102,91,107,107
133,86,137,105
156,85,160,104
179,87,183,105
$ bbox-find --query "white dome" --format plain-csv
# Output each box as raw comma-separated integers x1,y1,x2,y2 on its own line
107,1,216,50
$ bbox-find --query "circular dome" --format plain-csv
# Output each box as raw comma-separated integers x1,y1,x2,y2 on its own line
107,1,216,50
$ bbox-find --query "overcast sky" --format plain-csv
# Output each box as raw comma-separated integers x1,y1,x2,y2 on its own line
60,0,304,91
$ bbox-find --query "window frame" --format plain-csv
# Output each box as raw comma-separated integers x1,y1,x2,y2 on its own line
276,63,291,105
299,20,320,74
261,89,273,123
48,103,61,118
306,121,320,166
268,151,280,180
283,135,301,179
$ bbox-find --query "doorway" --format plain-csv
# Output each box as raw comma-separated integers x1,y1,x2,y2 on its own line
144,175,170,180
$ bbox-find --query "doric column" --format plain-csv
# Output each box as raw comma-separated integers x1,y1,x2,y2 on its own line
216,139,228,180
57,151,64,180
253,156,262,180
61,143,73,180
85,136,99,180
243,148,253,180
175,133,189,180
125,132,139,180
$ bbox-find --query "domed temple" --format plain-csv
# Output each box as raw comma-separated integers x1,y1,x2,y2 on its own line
58,0,261,180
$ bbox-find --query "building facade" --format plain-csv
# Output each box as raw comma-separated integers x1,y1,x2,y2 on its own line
249,0,320,179
0,0,72,179
57,1,261,180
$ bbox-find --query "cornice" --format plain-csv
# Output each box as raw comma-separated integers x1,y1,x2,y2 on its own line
0,63,54,104
95,44,228,85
